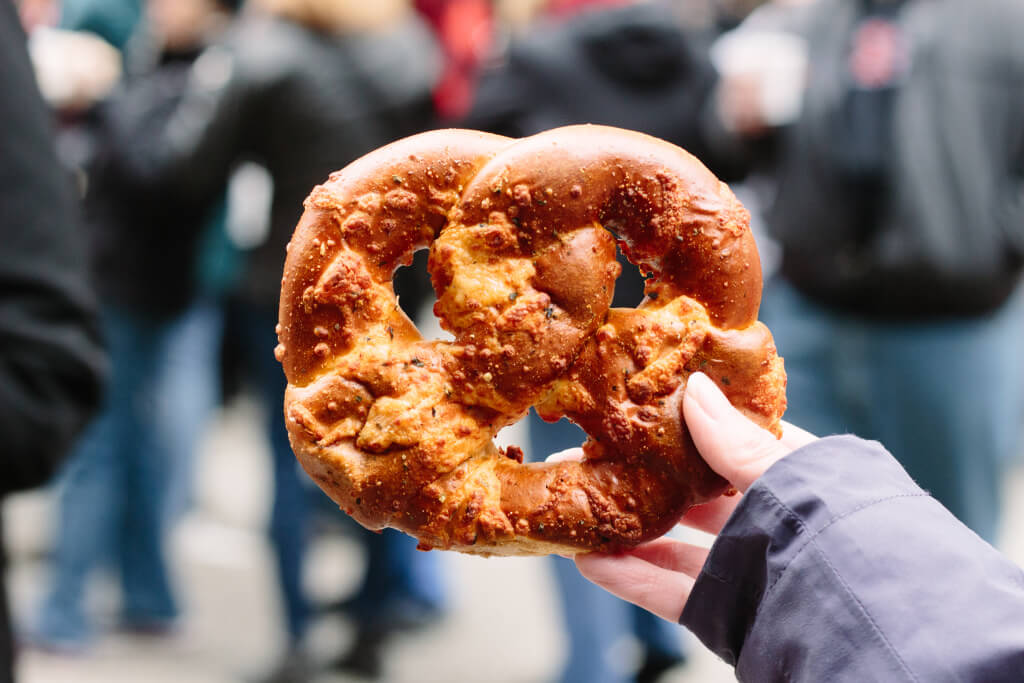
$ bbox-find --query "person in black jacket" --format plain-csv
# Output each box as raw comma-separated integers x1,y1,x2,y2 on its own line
574,371,1024,682
706,0,1024,544
30,0,242,653
465,1,718,154
0,2,107,680
462,3,723,680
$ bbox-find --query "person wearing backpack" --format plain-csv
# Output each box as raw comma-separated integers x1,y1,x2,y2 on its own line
97,2,444,678
708,0,1024,543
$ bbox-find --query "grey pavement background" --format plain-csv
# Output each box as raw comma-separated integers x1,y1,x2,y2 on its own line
5,395,1024,683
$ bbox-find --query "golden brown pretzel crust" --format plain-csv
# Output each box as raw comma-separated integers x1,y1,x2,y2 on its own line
277,125,786,556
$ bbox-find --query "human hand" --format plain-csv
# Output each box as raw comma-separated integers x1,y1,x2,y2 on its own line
570,372,816,621
29,28,122,111
710,28,809,136
715,73,771,138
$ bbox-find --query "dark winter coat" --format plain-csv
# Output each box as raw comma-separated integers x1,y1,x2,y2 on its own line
0,4,107,679
724,0,1024,317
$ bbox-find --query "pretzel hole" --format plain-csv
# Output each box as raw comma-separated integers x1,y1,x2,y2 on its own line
525,240,649,462
391,248,452,341
608,242,651,309
527,410,588,464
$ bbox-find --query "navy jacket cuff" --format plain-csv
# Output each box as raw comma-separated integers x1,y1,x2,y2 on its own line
679,435,926,665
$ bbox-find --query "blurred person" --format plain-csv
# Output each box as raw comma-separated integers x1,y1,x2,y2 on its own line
99,1,444,679
464,0,719,145
139,0,244,535
574,372,1024,681
705,0,1024,543
29,0,240,653
0,2,107,680
462,2,722,680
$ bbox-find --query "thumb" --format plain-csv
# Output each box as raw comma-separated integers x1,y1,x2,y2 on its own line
683,372,814,492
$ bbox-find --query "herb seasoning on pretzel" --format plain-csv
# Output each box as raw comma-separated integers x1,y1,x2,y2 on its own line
276,124,786,556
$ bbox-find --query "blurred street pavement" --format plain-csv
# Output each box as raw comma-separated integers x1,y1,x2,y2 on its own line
5,395,1024,683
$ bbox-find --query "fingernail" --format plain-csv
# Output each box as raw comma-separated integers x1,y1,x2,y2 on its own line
546,448,585,464
686,372,734,421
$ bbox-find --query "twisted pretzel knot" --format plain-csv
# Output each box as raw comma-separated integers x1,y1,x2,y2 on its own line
277,125,786,556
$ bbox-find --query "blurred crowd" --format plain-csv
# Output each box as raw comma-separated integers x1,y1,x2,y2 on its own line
1,0,1022,682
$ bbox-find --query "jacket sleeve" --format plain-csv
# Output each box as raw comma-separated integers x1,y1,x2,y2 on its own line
0,1,107,495
681,435,1024,682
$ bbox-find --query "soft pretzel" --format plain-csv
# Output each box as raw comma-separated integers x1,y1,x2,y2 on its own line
276,125,786,556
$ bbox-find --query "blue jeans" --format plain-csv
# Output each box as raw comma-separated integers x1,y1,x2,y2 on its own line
158,299,223,525
760,278,1024,542
528,413,685,683
235,302,312,644
236,302,448,642
345,526,446,631
35,302,221,643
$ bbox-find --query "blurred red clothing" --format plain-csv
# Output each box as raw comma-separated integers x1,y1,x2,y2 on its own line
414,0,493,120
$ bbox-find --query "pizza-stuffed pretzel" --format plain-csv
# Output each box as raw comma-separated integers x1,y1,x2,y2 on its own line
276,125,786,556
